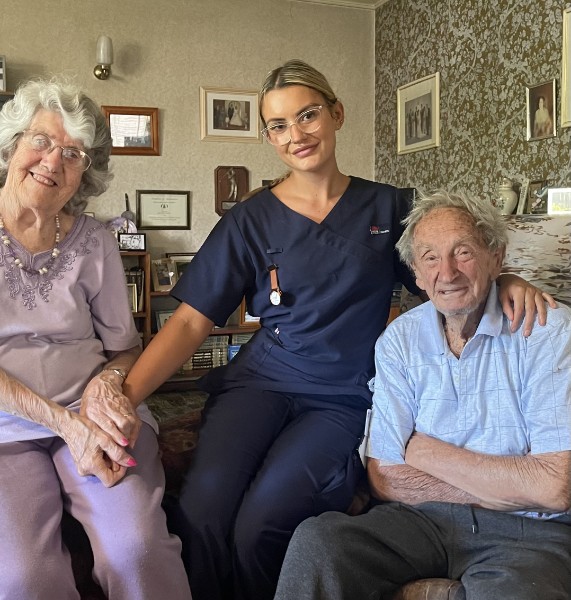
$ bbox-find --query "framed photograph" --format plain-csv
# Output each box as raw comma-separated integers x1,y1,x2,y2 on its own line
200,87,261,143
101,106,159,155
136,190,191,230
150,258,177,292
561,7,571,128
0,56,6,92
155,309,175,330
118,232,146,251
524,179,549,214
215,166,249,215
526,80,556,141
126,282,138,313
239,299,260,327
547,187,571,214
166,252,196,279
397,72,440,155
0,92,14,111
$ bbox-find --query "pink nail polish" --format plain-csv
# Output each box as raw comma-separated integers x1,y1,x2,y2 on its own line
121,437,129,446
127,457,137,467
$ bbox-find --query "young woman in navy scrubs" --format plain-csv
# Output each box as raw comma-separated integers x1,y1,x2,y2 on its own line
124,60,554,600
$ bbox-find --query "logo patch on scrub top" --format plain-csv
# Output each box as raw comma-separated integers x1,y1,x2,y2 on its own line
370,225,390,235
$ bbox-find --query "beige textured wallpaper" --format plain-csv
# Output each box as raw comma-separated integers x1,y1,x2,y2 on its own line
375,0,571,201
1,0,374,256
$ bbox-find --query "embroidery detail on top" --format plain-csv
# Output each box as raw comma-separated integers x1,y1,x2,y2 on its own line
1,223,102,309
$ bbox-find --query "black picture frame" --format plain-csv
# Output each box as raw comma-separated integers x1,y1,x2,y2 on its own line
118,232,147,251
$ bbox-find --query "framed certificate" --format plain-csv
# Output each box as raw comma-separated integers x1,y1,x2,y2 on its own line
136,190,191,230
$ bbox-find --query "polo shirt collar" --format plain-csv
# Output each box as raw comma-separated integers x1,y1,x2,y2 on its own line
418,281,503,355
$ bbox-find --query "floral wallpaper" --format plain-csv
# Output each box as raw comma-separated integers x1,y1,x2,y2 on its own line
375,0,571,202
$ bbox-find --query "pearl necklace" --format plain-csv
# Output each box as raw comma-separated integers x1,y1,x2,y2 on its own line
0,214,61,275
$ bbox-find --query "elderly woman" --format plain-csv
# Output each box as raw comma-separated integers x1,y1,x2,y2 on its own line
0,79,191,600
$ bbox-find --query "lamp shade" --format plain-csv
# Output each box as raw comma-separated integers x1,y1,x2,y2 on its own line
96,35,113,65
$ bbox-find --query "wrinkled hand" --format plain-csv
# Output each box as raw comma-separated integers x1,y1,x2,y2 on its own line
498,274,557,337
80,372,142,449
64,412,137,487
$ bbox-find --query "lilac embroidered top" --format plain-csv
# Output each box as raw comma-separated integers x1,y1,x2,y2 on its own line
0,215,156,442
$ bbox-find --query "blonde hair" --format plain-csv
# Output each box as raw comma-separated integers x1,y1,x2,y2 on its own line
259,59,338,127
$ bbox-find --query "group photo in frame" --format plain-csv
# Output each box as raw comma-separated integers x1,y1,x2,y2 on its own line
118,232,146,251
397,72,440,155
561,7,571,128
526,80,556,141
166,252,196,280
136,190,191,230
101,106,160,155
200,87,261,143
150,258,177,292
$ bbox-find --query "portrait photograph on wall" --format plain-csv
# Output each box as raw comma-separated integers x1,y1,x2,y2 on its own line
526,80,556,141
200,87,261,143
397,72,440,155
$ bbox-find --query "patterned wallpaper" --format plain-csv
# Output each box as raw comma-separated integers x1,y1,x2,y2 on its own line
375,0,571,201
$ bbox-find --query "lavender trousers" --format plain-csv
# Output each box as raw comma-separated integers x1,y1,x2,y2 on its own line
0,424,192,600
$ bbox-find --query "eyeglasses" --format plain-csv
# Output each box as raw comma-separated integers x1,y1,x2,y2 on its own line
22,130,92,172
262,105,324,146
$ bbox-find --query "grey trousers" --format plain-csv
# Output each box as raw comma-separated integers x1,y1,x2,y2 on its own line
274,502,571,600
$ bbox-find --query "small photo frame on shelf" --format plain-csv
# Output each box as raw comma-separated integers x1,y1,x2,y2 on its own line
0,55,6,92
101,106,159,155
136,189,191,230
151,258,177,292
524,180,549,214
239,298,260,327
547,187,571,214
397,72,440,155
200,87,262,143
126,283,138,313
166,253,196,280
118,232,146,251
155,309,175,330
526,80,556,141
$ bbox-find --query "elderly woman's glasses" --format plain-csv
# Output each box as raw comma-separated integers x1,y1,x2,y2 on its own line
22,130,92,172
262,105,324,146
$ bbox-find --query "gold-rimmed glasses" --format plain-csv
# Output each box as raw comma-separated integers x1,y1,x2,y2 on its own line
261,105,324,146
22,130,92,171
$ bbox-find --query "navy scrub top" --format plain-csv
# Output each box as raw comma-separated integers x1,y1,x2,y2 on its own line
171,177,418,403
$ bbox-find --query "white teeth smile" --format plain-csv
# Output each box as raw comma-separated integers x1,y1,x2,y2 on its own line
32,173,56,186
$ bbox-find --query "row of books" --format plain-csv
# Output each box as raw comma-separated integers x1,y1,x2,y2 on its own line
125,266,145,312
179,331,257,373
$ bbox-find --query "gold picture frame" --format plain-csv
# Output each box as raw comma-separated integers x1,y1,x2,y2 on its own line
397,72,440,155
199,87,261,143
101,106,159,155
526,80,556,141
561,7,571,128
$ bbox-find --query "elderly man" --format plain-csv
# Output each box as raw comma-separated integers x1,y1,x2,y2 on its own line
274,191,571,600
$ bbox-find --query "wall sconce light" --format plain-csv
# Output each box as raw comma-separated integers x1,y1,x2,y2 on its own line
94,35,113,80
